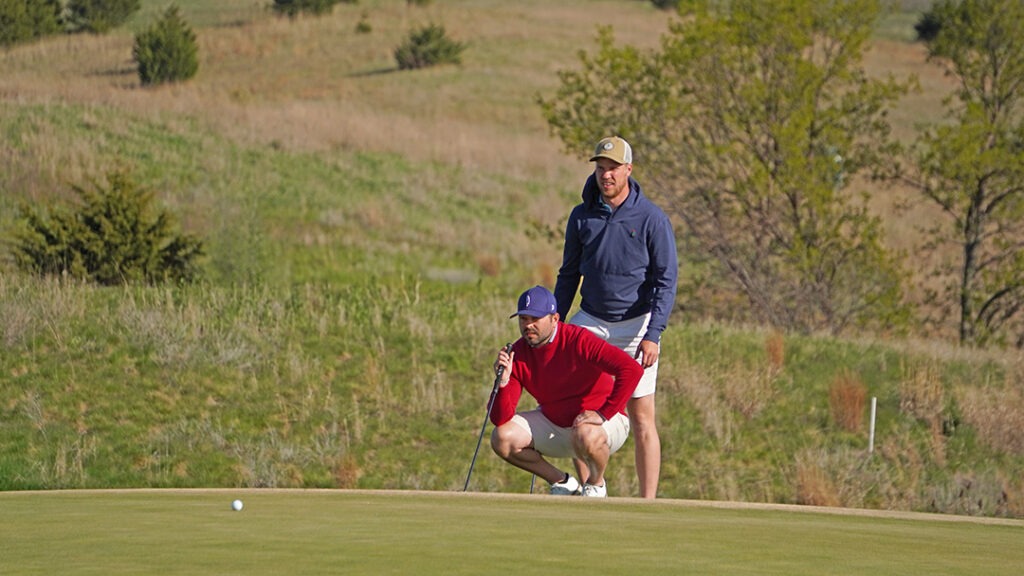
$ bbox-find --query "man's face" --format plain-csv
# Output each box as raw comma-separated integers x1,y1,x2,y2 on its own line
518,313,557,347
594,158,632,200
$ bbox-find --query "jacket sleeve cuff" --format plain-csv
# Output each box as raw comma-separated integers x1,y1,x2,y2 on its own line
642,329,662,344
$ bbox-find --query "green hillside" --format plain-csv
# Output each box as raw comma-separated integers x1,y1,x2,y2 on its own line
1,1,1022,518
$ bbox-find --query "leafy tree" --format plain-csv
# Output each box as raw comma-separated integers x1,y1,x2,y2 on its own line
904,0,1024,347
0,0,62,47
66,0,140,34
11,170,203,285
394,23,465,70
132,5,198,86
540,0,912,335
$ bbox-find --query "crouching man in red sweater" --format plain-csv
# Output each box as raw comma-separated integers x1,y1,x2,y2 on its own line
489,285,643,497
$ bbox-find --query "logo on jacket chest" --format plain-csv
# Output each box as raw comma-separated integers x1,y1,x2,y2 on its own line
580,219,642,244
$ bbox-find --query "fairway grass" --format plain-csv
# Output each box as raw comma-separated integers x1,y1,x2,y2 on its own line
3,490,1020,575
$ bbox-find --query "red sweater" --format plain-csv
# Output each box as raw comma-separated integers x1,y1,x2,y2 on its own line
490,322,643,428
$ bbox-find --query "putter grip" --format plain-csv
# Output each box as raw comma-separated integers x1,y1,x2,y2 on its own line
494,342,513,381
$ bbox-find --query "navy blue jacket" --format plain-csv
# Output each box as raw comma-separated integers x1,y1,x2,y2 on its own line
554,174,678,343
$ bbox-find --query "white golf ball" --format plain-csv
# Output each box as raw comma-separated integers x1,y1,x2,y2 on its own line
231,499,244,511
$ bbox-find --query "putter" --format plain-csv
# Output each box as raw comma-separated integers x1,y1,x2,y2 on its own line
463,342,513,491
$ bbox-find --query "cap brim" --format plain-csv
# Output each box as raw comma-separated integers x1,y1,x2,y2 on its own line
510,310,551,319
590,153,624,163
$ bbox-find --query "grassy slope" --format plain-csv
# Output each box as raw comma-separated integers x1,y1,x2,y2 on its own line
1,1,1022,516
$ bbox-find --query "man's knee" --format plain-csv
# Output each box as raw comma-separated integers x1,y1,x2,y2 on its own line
491,422,526,458
572,423,608,455
628,396,657,427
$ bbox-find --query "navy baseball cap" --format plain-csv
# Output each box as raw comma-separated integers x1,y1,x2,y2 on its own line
510,285,558,318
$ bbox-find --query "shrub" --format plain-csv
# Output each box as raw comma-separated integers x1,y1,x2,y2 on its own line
394,23,465,70
11,170,204,285
914,8,942,42
354,12,371,33
765,331,785,375
271,0,354,19
0,0,62,47
132,5,198,86
795,450,842,507
66,0,140,34
829,371,866,433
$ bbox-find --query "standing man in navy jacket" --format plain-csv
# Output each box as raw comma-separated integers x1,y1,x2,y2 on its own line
554,136,678,499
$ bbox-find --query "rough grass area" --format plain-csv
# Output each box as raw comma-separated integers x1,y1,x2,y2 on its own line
3,273,1022,518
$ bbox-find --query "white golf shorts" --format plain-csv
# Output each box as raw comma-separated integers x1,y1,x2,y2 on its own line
569,309,658,398
511,409,630,459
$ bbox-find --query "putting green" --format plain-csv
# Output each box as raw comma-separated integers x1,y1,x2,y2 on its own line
2,490,1021,575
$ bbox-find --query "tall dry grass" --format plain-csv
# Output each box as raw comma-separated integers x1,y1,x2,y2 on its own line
795,449,843,507
898,361,949,463
957,378,1024,457
765,330,785,374
665,330,783,445
670,365,735,445
829,371,867,433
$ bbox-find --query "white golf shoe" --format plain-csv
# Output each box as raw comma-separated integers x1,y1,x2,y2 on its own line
549,475,582,495
582,482,607,498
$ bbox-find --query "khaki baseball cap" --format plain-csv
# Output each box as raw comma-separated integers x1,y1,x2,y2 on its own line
590,136,633,164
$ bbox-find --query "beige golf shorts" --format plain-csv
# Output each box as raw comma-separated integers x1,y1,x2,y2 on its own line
569,309,658,398
511,409,630,459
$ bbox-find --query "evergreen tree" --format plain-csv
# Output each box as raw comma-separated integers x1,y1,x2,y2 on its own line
66,0,140,34
271,0,346,19
0,0,62,47
132,5,198,86
394,23,465,70
12,170,204,285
